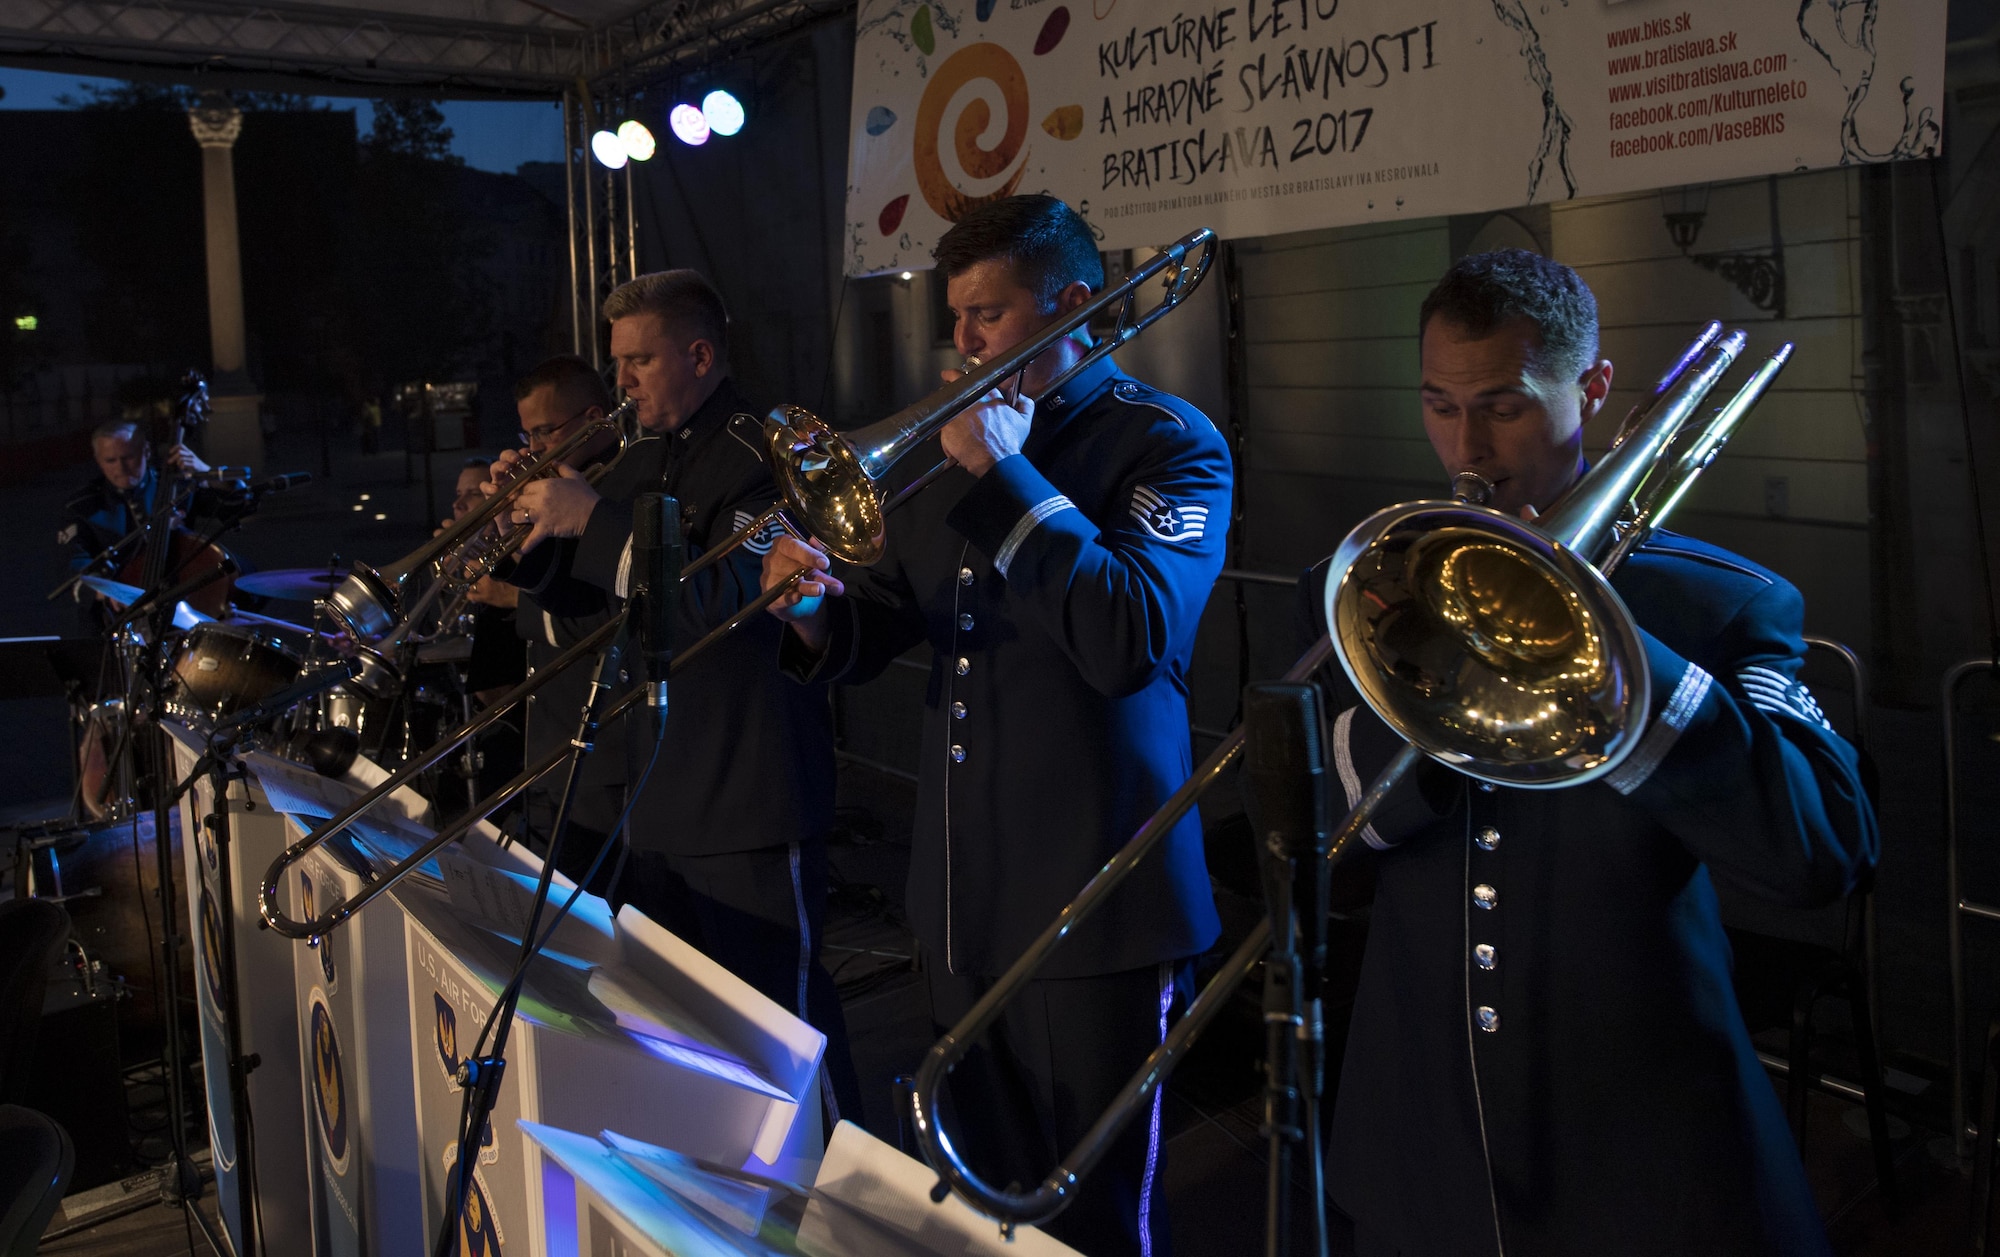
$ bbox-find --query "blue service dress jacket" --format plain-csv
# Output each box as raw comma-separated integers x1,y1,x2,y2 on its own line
60,466,228,571
780,356,1227,978
1297,531,1878,1257
505,439,630,842
508,377,835,857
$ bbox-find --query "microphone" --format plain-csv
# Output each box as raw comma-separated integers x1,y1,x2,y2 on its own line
216,471,312,498
631,494,683,736
1240,683,1330,865
247,471,314,494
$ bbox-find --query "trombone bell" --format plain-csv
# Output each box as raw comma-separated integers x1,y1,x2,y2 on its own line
1327,502,1649,787
763,405,889,566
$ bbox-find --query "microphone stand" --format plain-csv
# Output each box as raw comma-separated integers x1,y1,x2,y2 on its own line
127,500,218,1246
1258,817,1306,1257
1243,684,1333,1257
200,746,266,1255
433,638,624,1257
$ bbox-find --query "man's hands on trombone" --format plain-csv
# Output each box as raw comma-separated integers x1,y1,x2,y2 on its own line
938,365,1032,478
761,537,843,654
483,449,601,553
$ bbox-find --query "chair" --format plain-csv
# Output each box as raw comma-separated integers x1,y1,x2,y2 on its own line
1719,636,1897,1216
0,900,69,1106
0,1106,73,1257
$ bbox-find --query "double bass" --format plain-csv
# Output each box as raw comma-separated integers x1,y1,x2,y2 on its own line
113,372,238,619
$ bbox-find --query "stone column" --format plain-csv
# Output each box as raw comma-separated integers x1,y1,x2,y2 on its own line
188,95,264,470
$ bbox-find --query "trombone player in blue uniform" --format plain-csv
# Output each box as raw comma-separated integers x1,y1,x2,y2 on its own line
1298,250,1878,1257
762,195,1228,1256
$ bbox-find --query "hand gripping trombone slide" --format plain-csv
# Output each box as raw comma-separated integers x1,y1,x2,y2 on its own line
259,230,1220,940
908,321,1796,1235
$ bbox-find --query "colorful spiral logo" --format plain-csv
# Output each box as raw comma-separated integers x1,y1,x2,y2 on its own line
914,42,1032,223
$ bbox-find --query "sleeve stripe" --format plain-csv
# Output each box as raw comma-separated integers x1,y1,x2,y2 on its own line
613,536,634,600
993,494,1076,578
1605,661,1714,795
1331,707,1394,851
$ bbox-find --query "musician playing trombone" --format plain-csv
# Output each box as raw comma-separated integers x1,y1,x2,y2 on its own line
489,272,862,1125
1297,250,1877,1257
762,195,1230,1256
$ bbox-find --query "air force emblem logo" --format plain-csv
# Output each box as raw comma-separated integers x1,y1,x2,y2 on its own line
435,992,461,1083
309,992,350,1173
731,509,787,556
300,873,335,986
1129,485,1209,544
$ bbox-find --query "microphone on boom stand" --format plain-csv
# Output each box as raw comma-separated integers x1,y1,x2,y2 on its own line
630,494,682,739
1241,682,1333,1257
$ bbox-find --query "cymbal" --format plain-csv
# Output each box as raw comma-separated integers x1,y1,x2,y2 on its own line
79,575,146,606
235,568,347,601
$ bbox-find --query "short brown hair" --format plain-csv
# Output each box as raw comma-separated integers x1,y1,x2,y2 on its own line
512,354,612,415
933,195,1104,309
601,270,729,364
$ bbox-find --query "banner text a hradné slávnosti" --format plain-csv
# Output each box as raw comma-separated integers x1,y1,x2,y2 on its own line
843,0,1945,277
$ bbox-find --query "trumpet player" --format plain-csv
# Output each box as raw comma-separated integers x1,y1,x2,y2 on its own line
492,272,860,1124
483,356,629,894
762,195,1229,1257
1298,250,1877,1257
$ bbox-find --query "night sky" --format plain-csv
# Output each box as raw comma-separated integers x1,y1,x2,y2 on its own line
0,66,564,175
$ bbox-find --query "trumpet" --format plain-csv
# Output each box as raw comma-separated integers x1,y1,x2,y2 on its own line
324,400,636,649
909,322,1796,1232
425,424,638,634
258,229,1219,939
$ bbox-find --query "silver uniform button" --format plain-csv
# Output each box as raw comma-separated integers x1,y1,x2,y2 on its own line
951,701,967,719
1476,826,1501,851
958,613,974,631
956,657,971,676
1476,1006,1500,1032
950,744,966,763
959,567,975,585
1474,943,1497,970
1473,884,1498,910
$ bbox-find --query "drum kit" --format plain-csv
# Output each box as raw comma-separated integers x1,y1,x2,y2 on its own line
74,558,490,812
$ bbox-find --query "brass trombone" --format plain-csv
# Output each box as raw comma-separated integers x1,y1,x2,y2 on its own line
908,323,1796,1231
258,228,1221,940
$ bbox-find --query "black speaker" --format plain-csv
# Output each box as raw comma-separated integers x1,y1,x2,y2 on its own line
28,977,131,1191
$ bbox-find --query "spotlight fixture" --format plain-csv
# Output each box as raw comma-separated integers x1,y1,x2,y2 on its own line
617,119,657,162
590,128,629,169
701,90,745,137
669,103,710,146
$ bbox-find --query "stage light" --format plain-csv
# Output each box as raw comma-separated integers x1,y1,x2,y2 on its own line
12,314,34,331
669,103,710,146
617,119,656,162
590,129,629,169
702,90,745,137
899,271,914,282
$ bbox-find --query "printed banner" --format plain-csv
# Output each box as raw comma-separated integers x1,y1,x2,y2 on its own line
843,0,1946,275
